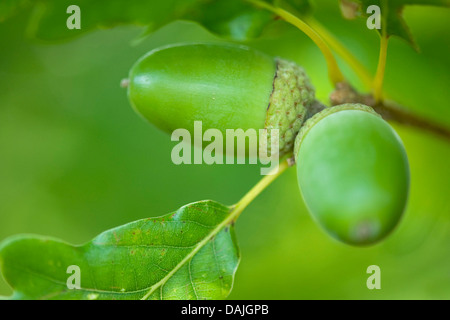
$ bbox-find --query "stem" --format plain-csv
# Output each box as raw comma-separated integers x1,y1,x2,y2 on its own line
231,157,291,221
304,17,373,89
247,0,344,85
373,35,389,102
374,100,450,140
373,0,389,102
330,82,450,141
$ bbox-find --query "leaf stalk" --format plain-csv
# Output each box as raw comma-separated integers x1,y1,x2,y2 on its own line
231,157,291,221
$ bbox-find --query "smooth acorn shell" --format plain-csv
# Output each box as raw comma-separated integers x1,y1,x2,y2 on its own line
129,43,275,134
127,43,315,155
295,104,410,246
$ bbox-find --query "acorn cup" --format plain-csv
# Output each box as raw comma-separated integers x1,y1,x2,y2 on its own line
294,104,410,246
127,43,316,156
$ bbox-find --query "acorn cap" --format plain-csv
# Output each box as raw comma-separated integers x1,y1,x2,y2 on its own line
264,58,316,156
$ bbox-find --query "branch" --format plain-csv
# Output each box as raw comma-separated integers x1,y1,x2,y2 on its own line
330,82,450,141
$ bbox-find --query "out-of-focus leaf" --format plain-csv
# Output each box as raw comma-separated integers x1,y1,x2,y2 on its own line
0,0,30,22
0,200,240,300
339,0,450,50
186,0,275,41
0,0,311,42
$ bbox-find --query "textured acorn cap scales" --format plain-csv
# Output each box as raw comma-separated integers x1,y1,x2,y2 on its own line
293,103,380,162
263,58,316,156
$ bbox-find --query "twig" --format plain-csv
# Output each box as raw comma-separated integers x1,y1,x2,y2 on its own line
330,82,450,140
373,102,450,140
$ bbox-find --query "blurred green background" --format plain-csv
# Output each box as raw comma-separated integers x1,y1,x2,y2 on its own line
0,2,449,299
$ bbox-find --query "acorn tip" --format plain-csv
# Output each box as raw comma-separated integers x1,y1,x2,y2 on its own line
120,78,130,88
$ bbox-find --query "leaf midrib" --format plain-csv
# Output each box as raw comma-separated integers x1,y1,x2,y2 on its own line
140,204,236,300
6,203,237,299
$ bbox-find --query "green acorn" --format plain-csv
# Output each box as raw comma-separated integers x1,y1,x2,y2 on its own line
127,43,316,156
294,104,410,246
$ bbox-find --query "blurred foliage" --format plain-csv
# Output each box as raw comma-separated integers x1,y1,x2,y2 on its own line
340,0,450,50
0,1,449,299
0,0,310,42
